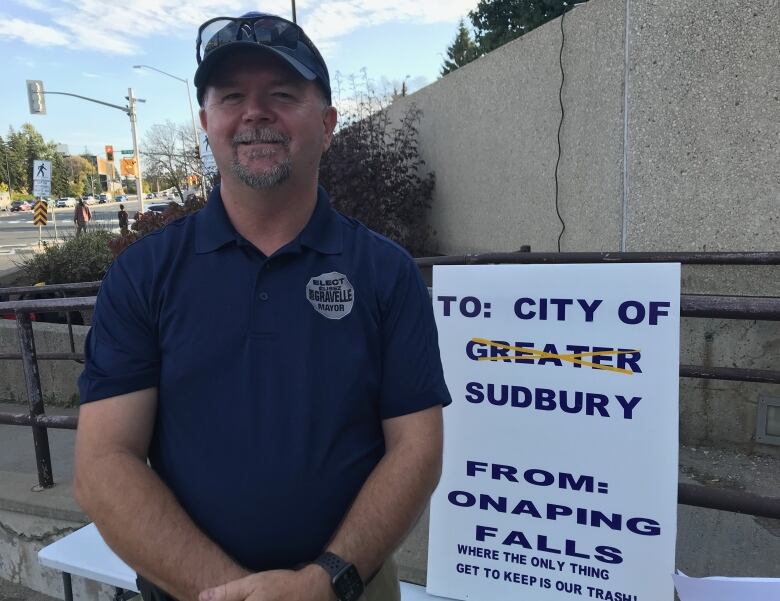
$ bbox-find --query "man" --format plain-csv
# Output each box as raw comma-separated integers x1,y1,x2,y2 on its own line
73,198,91,236
74,12,451,601
118,203,129,235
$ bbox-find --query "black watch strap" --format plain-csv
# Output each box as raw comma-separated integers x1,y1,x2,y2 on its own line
314,552,364,601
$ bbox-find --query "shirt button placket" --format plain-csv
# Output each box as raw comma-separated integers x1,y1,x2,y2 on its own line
252,263,275,334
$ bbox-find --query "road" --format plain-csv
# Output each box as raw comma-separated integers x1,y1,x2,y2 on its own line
0,198,143,250
0,197,147,276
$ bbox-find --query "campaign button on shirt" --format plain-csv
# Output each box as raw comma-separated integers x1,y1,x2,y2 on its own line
306,271,354,319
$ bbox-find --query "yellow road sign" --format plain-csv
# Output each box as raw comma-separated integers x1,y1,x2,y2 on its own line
120,157,137,176
33,200,48,226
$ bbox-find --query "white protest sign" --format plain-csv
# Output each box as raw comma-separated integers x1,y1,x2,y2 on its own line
428,263,680,601
198,130,217,176
33,160,51,197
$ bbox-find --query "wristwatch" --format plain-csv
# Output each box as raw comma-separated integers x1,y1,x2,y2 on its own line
313,551,365,601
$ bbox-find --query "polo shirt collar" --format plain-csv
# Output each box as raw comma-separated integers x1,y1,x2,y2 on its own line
194,184,342,255
298,185,342,255
194,186,237,254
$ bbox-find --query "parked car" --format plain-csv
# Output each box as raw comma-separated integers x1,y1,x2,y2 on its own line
146,193,155,199
145,203,171,214
114,194,128,203
10,200,33,212
99,193,110,203
83,195,96,204
55,197,77,208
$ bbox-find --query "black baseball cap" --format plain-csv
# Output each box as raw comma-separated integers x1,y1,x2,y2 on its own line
194,12,331,105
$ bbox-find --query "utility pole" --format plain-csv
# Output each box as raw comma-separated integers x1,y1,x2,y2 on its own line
2,140,12,200
127,88,145,212
25,81,147,212
181,130,189,199
133,65,208,200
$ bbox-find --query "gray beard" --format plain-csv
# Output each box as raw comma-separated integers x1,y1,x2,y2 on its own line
231,154,291,189
230,129,292,189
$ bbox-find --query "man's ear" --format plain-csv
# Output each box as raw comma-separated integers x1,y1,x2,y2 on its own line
322,106,338,152
199,106,208,131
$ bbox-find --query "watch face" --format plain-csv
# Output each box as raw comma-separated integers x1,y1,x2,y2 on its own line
334,565,364,601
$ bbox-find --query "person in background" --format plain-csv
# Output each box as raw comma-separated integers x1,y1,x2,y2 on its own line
73,199,92,236
118,204,129,235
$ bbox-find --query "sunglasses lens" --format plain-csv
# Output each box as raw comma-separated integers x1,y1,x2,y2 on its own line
251,17,300,49
200,19,239,58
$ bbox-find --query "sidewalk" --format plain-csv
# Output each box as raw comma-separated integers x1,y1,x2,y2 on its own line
0,256,29,286
0,576,59,601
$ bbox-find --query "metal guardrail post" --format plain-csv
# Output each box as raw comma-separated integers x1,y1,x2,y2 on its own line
15,312,54,489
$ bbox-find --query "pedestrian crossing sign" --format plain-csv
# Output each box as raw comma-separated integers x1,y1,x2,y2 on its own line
32,159,52,197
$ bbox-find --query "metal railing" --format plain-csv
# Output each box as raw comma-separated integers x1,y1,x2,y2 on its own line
0,253,778,519
0,281,101,366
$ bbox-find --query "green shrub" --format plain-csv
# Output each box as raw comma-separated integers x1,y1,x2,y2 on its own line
108,196,206,258
16,197,207,286
18,229,115,284
319,78,435,256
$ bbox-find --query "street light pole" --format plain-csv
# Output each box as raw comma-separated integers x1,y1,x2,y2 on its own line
133,65,209,200
23,85,146,211
2,141,13,200
128,88,146,213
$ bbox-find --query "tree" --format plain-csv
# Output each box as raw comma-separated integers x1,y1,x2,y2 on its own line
0,135,23,197
469,0,571,55
61,155,98,197
2,124,59,197
0,123,138,199
142,121,201,200
441,18,479,76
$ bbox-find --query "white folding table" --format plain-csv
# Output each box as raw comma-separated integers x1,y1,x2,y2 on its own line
38,523,443,601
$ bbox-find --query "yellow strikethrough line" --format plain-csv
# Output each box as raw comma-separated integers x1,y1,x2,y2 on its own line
471,337,640,375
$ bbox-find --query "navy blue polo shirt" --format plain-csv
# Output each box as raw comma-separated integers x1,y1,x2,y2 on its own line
78,185,451,571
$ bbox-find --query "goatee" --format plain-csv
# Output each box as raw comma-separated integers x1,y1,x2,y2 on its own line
231,128,292,189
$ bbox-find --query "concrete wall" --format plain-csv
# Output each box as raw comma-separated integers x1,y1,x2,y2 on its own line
0,320,87,407
626,1,780,252
390,0,626,254
387,0,779,453
389,0,779,255
0,473,115,601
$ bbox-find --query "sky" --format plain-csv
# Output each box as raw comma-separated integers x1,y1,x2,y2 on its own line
0,0,479,157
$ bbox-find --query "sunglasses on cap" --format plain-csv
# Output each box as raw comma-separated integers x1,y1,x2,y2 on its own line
195,14,331,102
197,15,319,60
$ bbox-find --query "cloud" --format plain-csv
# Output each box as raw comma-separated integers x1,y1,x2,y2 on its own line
82,72,100,78
10,0,55,12
0,16,71,46
4,0,478,56
302,0,477,43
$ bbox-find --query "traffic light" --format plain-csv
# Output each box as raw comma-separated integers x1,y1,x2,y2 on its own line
26,80,46,115
105,145,114,161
